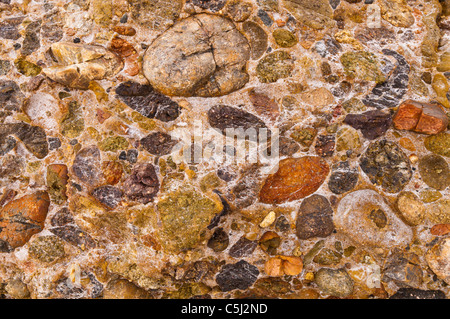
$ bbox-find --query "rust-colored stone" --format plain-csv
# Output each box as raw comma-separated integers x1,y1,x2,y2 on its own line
0,191,50,252
109,36,136,58
259,157,330,204
431,224,450,236
393,100,448,135
112,26,137,36
102,161,123,185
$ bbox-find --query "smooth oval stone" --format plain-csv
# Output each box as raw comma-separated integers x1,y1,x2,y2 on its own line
259,156,330,204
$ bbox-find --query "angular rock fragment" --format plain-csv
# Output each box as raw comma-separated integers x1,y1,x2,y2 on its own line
265,256,303,276
24,92,61,131
249,89,279,121
344,109,392,140
229,236,258,258
216,260,259,292
21,20,41,56
46,164,69,205
363,49,410,108
72,146,102,187
0,122,49,159
359,140,412,193
426,237,450,285
123,163,159,204
157,190,222,252
43,42,123,89
0,136,16,156
28,235,65,263
259,157,329,204
0,191,50,252
143,14,250,97
232,165,263,208
115,81,180,122
0,80,25,111
382,249,423,288
0,16,23,40
380,0,415,28
60,101,84,138
393,100,448,135
91,186,123,209
0,60,11,76
49,208,96,250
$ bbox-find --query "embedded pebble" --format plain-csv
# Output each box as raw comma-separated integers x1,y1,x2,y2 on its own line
0,0,448,301
334,190,413,249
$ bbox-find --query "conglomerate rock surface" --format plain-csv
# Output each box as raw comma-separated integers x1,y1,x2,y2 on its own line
0,0,449,300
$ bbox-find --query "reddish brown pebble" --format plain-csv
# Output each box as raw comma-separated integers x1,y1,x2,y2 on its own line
109,36,136,58
248,89,279,121
393,100,448,135
113,26,137,36
0,191,50,252
96,108,111,124
431,224,450,236
102,161,123,185
259,156,330,204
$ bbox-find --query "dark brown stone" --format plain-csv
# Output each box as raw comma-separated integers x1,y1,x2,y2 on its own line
296,194,335,240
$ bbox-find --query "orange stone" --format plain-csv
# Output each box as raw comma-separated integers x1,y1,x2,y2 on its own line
102,161,123,185
393,100,448,135
259,156,330,204
0,191,50,252
431,224,450,236
112,26,137,36
109,36,136,58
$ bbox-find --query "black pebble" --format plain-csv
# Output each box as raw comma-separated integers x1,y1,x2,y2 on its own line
119,151,127,160
120,14,128,23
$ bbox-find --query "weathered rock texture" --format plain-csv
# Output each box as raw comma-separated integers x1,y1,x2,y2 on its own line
143,14,250,97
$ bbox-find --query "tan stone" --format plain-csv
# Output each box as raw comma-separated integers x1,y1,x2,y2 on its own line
43,42,123,89
426,237,450,285
143,14,250,97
